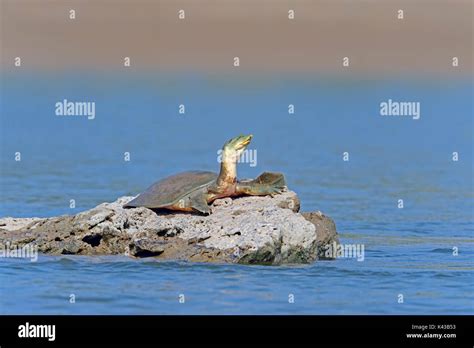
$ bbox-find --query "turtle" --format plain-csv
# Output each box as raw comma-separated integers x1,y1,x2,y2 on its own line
123,134,286,214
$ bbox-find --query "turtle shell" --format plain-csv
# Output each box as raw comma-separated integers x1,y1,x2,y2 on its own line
124,171,217,209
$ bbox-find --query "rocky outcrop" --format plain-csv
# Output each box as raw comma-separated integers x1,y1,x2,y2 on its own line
0,191,339,265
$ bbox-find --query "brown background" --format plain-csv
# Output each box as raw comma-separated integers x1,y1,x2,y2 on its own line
1,0,472,76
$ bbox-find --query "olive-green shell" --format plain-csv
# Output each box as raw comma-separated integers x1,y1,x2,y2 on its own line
124,171,217,208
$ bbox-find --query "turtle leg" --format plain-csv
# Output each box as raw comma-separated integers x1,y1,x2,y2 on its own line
191,194,211,215
235,172,286,197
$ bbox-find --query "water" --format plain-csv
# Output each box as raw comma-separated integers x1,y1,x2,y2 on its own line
1,72,473,314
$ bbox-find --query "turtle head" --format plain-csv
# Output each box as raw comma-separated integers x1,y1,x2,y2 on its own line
222,134,252,162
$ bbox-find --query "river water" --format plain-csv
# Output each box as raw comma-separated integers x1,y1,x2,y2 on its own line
0,73,472,314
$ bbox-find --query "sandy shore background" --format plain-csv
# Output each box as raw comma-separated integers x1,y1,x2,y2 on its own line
1,0,472,76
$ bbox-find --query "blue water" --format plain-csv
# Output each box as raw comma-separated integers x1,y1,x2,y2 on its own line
0,72,473,314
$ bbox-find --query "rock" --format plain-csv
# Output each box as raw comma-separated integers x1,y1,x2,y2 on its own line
301,211,340,260
0,217,42,231
0,191,339,265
